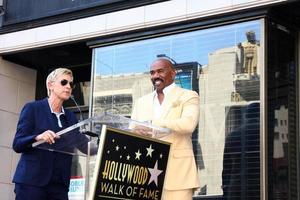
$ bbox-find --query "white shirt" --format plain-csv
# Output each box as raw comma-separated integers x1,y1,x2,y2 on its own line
153,82,176,119
48,100,65,128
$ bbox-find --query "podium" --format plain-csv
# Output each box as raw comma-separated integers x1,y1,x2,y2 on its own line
32,113,171,200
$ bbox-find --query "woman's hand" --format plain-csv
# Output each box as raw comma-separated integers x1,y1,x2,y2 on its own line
35,130,60,144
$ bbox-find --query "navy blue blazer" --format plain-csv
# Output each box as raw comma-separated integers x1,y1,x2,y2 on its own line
12,98,88,187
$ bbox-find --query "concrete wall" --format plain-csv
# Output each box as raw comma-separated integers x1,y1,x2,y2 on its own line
0,57,36,200
0,0,287,54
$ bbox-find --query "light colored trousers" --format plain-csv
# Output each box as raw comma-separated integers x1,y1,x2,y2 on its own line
162,189,193,200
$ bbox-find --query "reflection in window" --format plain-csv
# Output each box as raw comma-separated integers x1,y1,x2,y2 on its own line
92,20,262,199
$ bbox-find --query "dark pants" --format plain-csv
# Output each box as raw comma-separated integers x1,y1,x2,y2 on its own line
15,182,69,200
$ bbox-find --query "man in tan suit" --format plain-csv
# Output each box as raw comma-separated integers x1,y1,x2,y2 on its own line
131,58,200,200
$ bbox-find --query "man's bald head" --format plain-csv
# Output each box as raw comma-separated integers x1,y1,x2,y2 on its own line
150,58,176,93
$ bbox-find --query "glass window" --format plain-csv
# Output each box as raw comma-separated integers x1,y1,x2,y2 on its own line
91,20,262,199
267,21,298,200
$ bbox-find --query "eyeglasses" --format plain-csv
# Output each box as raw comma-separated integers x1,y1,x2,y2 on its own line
60,79,75,89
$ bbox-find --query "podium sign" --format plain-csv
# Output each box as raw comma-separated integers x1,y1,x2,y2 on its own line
89,126,171,200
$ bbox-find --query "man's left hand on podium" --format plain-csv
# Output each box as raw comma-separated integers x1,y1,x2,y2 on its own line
132,125,153,137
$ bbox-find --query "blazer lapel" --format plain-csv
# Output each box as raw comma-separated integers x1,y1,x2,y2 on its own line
160,86,184,119
42,98,57,130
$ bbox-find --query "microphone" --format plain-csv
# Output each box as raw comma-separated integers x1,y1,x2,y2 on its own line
70,95,83,122
70,95,98,137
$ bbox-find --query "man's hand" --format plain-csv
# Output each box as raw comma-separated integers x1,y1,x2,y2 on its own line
132,125,153,137
35,130,60,144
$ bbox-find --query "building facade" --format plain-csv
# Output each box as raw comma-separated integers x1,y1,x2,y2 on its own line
0,0,299,199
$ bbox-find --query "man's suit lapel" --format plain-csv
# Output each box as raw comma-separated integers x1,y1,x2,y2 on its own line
160,86,183,119
144,93,154,121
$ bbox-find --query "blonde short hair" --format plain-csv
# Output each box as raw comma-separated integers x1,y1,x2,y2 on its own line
46,68,73,97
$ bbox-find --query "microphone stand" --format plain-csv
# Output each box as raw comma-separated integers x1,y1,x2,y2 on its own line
70,95,99,138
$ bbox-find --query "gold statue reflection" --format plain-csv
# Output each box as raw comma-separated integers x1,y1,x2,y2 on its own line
238,31,260,76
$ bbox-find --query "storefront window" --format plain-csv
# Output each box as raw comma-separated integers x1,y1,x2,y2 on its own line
91,19,263,199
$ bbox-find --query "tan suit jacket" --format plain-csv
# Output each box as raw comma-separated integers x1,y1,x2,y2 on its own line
131,85,200,190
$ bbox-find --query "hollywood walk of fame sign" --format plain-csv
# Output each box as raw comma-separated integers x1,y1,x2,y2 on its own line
89,125,171,200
